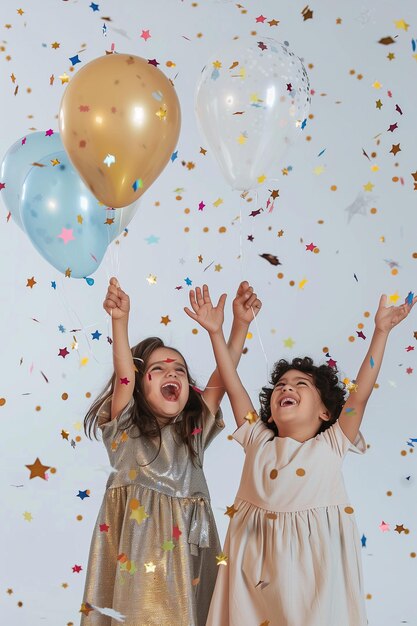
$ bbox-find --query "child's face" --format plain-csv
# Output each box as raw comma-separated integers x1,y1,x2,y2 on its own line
269,369,330,436
142,347,190,422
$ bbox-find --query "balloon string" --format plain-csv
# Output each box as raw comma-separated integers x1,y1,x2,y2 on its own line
56,276,101,366
238,187,269,384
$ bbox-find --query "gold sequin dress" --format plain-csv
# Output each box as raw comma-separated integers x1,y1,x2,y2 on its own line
80,396,224,626
206,418,368,626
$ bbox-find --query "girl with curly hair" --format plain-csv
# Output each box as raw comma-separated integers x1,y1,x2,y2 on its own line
185,284,416,626
80,277,261,626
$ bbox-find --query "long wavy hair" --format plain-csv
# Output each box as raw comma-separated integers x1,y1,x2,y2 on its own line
259,356,347,437
84,337,207,462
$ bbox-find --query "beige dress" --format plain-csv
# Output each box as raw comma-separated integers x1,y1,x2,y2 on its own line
80,396,224,626
206,417,368,626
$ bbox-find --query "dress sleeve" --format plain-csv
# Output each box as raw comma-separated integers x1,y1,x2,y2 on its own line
97,395,135,436
317,420,367,458
232,416,275,450
199,397,225,451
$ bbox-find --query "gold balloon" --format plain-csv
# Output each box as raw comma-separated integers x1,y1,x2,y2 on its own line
59,54,181,208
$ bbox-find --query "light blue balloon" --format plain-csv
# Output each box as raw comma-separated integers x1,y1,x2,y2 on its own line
0,131,63,229
20,151,121,278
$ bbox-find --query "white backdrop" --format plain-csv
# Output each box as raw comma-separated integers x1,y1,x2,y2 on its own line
1,1,416,624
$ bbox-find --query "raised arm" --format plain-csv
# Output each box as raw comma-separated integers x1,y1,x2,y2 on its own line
339,292,416,443
184,284,257,428
103,277,136,420
191,282,262,416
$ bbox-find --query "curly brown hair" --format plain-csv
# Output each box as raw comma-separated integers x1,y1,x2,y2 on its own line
259,356,347,437
84,337,208,463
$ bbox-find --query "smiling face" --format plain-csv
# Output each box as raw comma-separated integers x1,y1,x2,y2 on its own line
269,369,330,440
141,347,190,423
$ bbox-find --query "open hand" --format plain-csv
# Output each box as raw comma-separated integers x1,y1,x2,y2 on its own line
184,284,226,334
233,281,262,325
103,277,130,320
375,292,417,333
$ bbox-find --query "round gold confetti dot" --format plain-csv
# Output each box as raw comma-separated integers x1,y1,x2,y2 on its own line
386,491,392,496
413,252,417,259
184,208,190,214
348,336,355,342
85,392,91,398
166,61,175,67
246,332,253,340
349,69,355,75
192,328,198,335
184,227,190,233
370,207,377,214
401,450,407,456
17,601,23,607
344,506,354,514
405,528,410,534
313,247,319,254
364,311,370,317
391,268,398,276
227,435,233,441
289,280,295,286
357,323,364,329
330,185,337,191
322,346,329,353
392,176,399,183
357,74,363,80
270,469,278,479
196,33,203,38
277,273,284,279
175,195,182,201
266,512,277,520
130,499,139,510
76,515,83,521
35,405,41,411
371,152,377,158
374,383,379,389
219,226,227,233
318,219,324,224
203,226,209,232
308,113,314,119
366,594,372,600
50,467,56,474
128,469,137,480
0,398,6,406
411,552,416,558
296,468,305,476
62,392,68,400
411,449,414,454
308,63,314,69
75,435,81,443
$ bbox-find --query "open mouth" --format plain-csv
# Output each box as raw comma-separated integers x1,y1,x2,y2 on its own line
160,382,181,402
280,397,298,408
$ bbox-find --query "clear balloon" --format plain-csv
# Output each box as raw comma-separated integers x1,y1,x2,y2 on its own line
59,53,181,208
195,37,311,191
0,132,63,229
20,151,139,278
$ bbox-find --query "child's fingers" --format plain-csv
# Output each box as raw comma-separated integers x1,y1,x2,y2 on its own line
203,284,212,303
109,276,120,289
245,293,258,308
188,290,199,313
195,286,204,307
216,293,227,311
236,280,249,295
184,306,198,322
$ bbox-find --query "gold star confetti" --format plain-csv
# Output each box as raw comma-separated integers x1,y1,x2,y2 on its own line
129,505,149,525
59,73,70,84
156,107,167,120
23,511,33,522
244,410,258,425
214,264,223,272
51,42,60,49
257,174,267,184
51,158,60,166
372,81,382,89
146,274,157,285
160,315,171,326
363,181,375,192
216,552,228,566
225,505,239,518
26,276,36,288
376,99,383,109
283,337,295,348
389,291,400,304
162,539,175,551
394,19,409,31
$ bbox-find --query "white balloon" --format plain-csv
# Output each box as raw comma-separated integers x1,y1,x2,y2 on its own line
195,37,311,191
